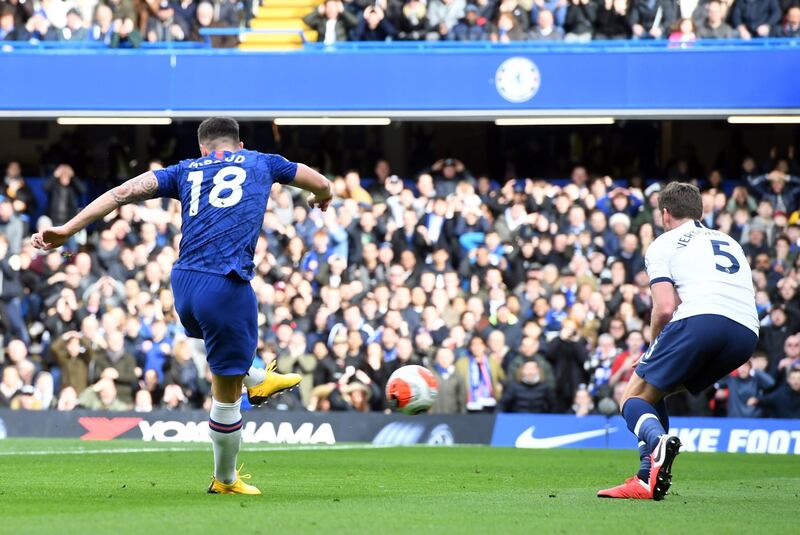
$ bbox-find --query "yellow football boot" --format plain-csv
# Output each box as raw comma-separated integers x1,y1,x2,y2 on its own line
246,360,301,406
207,466,261,495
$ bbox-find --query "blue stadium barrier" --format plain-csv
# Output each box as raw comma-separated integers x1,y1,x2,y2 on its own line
0,39,798,114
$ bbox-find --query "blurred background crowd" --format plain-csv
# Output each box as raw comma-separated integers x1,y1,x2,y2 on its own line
1,0,798,47
303,0,800,44
1,149,800,418
0,0,244,47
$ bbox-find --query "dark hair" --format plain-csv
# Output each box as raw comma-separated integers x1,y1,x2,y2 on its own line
197,117,240,147
658,182,702,220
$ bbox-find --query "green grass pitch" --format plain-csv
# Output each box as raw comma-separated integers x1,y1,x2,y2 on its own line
0,439,798,534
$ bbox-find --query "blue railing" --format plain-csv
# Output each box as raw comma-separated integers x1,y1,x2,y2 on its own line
200,27,307,43
1,34,799,53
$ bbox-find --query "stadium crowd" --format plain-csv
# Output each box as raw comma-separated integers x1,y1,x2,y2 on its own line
304,0,800,43
1,150,800,419
1,0,798,47
0,0,243,47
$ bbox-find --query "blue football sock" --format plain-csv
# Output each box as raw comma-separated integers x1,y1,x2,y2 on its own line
636,441,652,482
622,397,666,452
654,398,669,433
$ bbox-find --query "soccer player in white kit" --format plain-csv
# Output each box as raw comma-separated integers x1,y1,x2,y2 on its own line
598,182,759,500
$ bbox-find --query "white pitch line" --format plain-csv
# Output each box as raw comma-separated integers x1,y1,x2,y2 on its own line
0,443,391,457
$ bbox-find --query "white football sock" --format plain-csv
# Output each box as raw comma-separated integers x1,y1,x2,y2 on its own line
208,398,242,484
242,366,266,388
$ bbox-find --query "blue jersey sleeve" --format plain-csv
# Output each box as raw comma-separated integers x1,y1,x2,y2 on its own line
154,164,181,199
266,154,298,185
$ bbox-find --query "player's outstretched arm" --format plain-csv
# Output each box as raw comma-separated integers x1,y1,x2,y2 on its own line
289,163,333,211
31,171,159,251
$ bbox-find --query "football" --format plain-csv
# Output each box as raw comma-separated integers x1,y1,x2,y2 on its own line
385,365,439,415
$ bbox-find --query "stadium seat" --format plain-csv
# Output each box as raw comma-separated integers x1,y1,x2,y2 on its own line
242,0,320,50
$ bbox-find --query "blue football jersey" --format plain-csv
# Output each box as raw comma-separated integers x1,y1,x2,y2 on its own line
154,149,297,280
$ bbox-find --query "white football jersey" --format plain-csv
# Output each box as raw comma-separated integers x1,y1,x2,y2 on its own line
645,220,759,334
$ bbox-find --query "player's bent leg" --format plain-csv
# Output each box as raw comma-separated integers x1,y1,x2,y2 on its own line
244,360,302,406
598,376,682,500
620,376,681,500
207,373,261,496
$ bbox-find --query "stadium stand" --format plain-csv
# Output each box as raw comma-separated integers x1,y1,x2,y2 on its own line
0,0,798,49
1,148,800,419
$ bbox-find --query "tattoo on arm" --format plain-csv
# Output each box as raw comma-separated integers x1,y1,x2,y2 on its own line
111,172,159,205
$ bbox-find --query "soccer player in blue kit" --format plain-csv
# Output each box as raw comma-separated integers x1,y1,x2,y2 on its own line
32,117,333,495
597,182,759,500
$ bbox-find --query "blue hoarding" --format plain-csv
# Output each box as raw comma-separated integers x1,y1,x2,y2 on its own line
492,414,800,454
0,43,799,115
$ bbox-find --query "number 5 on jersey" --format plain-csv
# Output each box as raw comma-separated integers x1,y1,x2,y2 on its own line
187,166,247,216
710,239,740,274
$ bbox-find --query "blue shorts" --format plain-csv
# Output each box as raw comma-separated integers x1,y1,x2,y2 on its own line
635,314,758,395
171,268,258,376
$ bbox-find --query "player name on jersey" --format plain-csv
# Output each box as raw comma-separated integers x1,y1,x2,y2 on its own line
187,153,246,168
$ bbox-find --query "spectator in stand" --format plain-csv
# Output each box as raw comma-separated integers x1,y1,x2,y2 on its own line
426,0,466,40
609,329,644,387
773,5,800,36
58,7,88,40
0,198,24,254
106,0,141,46
628,0,676,38
564,0,597,41
44,164,86,227
571,385,596,416
304,0,358,44
595,0,631,38
529,7,563,38
0,5,28,40
393,0,428,40
190,1,237,47
449,4,487,40
78,377,131,410
490,11,525,39
775,334,800,379
172,0,197,26
696,0,735,37
0,235,29,344
147,0,189,42
668,16,697,42
732,0,782,38
49,331,94,393
715,355,775,418
747,169,800,214
218,0,243,27
585,332,621,397
530,0,568,28
0,366,22,407
430,347,465,413
353,5,396,40
24,12,59,41
497,360,555,413
546,318,588,410
456,334,504,412
0,166,30,209
91,330,138,405
89,3,115,43
750,367,800,418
